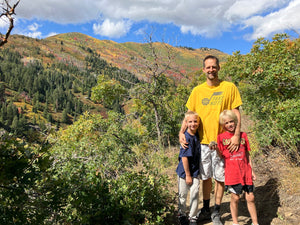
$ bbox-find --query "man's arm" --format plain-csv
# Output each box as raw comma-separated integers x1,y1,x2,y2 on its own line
228,107,241,152
182,157,192,185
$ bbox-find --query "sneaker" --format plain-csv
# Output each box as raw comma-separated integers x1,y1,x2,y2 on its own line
211,211,223,225
196,208,211,222
178,215,189,225
189,218,197,225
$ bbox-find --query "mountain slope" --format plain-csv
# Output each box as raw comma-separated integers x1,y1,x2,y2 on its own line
6,32,228,81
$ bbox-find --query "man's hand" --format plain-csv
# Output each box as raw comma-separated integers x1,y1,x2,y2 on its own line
185,175,193,185
179,132,188,149
228,135,240,152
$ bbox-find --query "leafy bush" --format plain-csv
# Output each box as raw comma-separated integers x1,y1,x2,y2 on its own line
221,34,300,163
43,112,174,224
0,131,51,224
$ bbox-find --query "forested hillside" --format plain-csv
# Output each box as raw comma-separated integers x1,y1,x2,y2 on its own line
0,33,299,224
0,33,227,135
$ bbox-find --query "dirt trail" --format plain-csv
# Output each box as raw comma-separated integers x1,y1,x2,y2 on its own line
169,149,300,225
193,149,300,225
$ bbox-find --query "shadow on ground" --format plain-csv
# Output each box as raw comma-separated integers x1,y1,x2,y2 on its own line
219,178,280,225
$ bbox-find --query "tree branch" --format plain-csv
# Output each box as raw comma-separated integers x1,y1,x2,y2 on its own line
0,0,20,47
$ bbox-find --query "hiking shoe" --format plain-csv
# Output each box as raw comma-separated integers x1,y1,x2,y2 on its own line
196,208,211,222
211,211,223,225
178,215,189,225
189,218,197,225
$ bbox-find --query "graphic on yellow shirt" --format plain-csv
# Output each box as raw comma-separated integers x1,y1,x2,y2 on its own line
202,91,223,105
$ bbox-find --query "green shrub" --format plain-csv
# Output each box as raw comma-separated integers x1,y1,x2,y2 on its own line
221,34,300,163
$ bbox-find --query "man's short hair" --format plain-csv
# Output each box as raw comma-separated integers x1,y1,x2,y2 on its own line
203,55,220,68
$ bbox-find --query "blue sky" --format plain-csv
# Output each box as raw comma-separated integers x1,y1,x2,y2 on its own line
1,0,300,55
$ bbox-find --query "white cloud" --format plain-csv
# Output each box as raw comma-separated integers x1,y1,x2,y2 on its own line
26,31,42,39
93,19,132,38
224,0,290,21
46,32,58,37
28,22,40,32
0,16,9,28
17,0,100,24
22,22,42,38
243,0,300,40
15,0,300,39
134,25,148,36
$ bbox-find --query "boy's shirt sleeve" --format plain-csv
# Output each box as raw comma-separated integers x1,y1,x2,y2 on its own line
217,133,230,158
242,132,251,152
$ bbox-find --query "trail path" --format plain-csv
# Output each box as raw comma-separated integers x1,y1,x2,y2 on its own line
170,149,300,225
193,149,300,225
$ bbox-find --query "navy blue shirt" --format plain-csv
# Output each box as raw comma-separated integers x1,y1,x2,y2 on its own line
176,131,201,178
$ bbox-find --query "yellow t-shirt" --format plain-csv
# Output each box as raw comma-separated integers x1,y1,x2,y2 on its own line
186,81,242,144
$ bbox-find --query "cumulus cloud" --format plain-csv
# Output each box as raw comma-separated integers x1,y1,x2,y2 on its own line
243,0,300,40
93,19,132,38
46,32,59,38
17,0,99,24
24,22,42,38
15,0,300,39
224,0,290,21
0,16,10,28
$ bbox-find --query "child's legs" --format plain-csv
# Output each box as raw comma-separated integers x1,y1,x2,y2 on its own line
178,176,189,215
189,177,200,218
230,193,240,224
245,192,258,225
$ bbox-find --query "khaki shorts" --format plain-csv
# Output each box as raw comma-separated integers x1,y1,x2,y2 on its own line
199,144,224,182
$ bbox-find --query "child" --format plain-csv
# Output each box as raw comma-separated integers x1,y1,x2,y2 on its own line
215,110,259,225
176,111,201,225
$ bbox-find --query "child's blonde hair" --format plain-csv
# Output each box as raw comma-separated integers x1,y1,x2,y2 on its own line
185,111,199,121
219,110,238,126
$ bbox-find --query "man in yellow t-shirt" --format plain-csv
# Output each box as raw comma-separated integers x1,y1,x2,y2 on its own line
179,55,242,225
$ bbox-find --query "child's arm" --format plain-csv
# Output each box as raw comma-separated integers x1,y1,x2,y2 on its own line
247,151,256,181
182,157,193,185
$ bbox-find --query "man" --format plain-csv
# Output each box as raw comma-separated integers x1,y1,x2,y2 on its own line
179,55,242,225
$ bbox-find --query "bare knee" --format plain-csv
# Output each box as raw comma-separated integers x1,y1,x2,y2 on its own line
215,180,224,188
245,192,255,203
231,193,240,203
